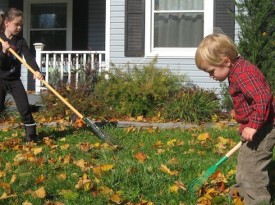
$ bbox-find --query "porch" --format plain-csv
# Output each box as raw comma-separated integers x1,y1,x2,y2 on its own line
33,43,108,93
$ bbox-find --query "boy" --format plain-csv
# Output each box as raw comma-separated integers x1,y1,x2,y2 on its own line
195,33,275,205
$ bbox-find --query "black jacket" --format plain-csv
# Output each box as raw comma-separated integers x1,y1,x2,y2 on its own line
0,32,40,80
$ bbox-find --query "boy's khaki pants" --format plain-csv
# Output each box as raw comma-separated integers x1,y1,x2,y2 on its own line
231,124,275,205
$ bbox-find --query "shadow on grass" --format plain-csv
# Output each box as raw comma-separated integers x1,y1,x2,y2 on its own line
38,126,79,141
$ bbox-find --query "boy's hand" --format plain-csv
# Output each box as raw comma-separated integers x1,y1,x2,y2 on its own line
241,127,257,141
33,71,43,80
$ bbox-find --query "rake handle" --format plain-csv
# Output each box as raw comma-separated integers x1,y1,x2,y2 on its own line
216,141,242,167
225,141,242,158
0,37,84,119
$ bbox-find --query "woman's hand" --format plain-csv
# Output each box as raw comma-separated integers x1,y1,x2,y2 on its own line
33,71,43,80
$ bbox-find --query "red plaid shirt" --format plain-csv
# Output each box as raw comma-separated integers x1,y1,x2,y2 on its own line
228,57,275,133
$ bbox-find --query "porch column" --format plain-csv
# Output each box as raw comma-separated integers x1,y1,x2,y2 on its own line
33,43,45,93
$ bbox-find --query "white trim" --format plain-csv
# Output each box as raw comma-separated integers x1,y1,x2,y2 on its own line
23,0,72,50
145,0,214,58
25,123,37,126
105,0,111,70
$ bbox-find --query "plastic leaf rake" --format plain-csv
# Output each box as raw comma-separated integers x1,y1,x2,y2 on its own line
187,141,242,193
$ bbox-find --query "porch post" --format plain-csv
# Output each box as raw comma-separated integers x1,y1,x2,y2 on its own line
105,0,111,70
33,43,45,93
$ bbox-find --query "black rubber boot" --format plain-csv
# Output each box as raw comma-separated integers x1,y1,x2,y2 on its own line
24,124,38,143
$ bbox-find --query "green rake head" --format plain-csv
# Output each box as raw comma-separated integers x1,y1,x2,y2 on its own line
187,165,217,193
187,142,241,193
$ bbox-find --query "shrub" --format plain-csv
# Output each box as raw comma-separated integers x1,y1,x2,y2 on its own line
163,86,220,123
40,62,115,120
234,0,275,92
40,59,223,124
93,59,187,117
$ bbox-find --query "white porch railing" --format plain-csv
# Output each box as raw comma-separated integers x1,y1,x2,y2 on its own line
34,43,107,93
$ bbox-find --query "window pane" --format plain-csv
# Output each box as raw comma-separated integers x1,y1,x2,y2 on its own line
30,31,66,51
155,0,203,10
31,3,67,28
154,13,203,47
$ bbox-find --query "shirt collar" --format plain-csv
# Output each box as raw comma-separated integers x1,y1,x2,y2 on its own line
229,55,243,77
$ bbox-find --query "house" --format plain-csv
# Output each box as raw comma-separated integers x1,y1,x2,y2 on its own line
0,0,235,93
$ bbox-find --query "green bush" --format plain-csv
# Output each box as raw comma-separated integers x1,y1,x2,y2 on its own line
40,59,224,123
235,0,275,92
163,86,220,123
94,59,187,117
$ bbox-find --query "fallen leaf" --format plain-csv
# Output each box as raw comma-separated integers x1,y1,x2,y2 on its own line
0,192,17,200
134,152,148,163
60,144,70,150
197,133,211,141
136,116,143,122
0,171,5,178
159,164,178,176
10,174,16,184
167,139,177,146
33,187,46,198
22,201,33,205
0,182,11,193
169,185,179,193
168,157,179,165
36,174,46,184
32,147,43,155
109,193,123,204
58,173,67,180
153,140,164,148
74,118,86,128
99,186,113,195
93,164,114,176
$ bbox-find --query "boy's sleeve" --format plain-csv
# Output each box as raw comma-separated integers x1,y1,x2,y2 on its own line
238,72,272,130
20,39,41,72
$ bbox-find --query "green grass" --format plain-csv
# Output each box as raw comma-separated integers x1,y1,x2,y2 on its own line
0,125,274,205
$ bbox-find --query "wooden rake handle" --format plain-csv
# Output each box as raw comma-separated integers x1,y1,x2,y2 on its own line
225,141,242,158
0,37,84,119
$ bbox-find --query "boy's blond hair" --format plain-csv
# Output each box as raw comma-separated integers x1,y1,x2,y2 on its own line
195,34,239,69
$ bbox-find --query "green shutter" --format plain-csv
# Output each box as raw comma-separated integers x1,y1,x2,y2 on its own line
214,0,235,40
125,0,145,57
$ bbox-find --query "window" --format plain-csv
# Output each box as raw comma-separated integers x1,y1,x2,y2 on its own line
23,0,72,51
145,0,213,58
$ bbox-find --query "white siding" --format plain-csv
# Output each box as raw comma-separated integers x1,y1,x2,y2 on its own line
109,0,221,92
234,4,241,44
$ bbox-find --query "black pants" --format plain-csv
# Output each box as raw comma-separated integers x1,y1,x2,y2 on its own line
0,79,35,124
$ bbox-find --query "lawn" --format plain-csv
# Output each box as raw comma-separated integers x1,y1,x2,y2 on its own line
0,122,274,205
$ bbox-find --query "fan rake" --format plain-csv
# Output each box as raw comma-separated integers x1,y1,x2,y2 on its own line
187,141,242,193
